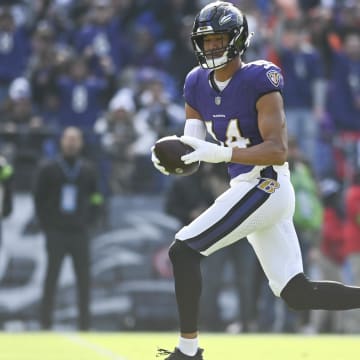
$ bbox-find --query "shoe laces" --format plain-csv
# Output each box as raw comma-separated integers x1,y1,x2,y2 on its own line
156,348,172,357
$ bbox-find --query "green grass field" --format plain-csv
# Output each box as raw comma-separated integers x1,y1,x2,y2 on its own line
0,332,359,359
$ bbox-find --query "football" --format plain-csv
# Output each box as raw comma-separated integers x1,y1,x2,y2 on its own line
153,136,200,176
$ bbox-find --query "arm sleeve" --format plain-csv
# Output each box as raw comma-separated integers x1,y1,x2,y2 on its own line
184,118,206,140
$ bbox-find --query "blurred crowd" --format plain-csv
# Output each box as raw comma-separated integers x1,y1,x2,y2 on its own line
0,0,359,333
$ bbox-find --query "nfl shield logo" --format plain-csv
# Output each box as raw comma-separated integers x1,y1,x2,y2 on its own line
266,70,282,87
215,96,221,105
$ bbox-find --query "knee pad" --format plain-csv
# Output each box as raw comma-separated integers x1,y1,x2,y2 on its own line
280,273,314,310
168,240,203,266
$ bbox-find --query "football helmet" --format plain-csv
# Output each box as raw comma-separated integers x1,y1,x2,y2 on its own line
191,1,252,69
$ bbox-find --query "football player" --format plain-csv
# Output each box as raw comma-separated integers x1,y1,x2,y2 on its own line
152,2,360,359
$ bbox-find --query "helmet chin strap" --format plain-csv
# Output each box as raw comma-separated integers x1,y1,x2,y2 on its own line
204,54,228,69
204,49,230,69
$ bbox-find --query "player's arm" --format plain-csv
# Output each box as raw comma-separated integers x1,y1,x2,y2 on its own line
230,91,287,165
184,103,206,140
180,100,232,164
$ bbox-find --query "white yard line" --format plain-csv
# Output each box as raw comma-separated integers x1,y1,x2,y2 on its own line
63,333,127,360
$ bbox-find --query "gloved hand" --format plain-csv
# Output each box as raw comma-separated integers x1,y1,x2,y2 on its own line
180,136,233,164
151,145,170,175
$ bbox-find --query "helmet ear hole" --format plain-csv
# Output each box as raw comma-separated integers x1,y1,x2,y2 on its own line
233,31,249,55
194,36,204,52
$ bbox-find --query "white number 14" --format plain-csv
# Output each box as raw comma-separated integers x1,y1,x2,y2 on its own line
206,118,250,148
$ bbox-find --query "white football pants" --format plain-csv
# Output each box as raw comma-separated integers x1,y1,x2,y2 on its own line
175,163,304,296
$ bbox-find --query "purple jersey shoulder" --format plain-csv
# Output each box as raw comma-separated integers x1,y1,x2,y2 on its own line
183,65,206,110
184,60,284,111
248,60,284,95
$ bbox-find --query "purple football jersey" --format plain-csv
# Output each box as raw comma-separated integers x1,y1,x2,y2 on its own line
184,60,284,179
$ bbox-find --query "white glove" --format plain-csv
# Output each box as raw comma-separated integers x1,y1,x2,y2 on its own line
180,136,232,164
151,145,170,175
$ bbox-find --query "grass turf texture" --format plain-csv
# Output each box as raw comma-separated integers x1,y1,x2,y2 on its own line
0,332,358,359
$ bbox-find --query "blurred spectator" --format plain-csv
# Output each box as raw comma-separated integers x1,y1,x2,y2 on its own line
0,7,30,102
336,2,360,33
0,77,53,190
273,18,326,171
166,15,198,95
134,70,184,140
288,137,323,258
330,26,360,177
33,126,103,330
155,0,197,41
319,178,345,274
327,29,360,132
306,7,336,78
53,53,115,197
0,154,13,247
55,55,112,141
44,0,82,43
73,0,129,77
131,71,184,193
128,21,166,69
27,21,60,122
343,170,360,333
298,0,321,13
312,177,345,333
94,88,137,194
152,0,198,80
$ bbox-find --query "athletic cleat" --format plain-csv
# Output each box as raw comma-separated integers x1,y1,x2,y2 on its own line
156,347,204,359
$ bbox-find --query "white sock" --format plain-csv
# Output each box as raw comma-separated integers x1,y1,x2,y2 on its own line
178,337,198,357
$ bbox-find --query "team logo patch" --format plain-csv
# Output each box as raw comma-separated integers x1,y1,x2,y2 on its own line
257,178,280,194
266,70,282,87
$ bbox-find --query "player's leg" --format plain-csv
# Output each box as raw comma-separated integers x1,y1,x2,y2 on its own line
169,178,263,337
247,219,360,313
281,272,360,311
167,181,257,357
168,240,204,358
247,218,304,298
167,165,291,357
